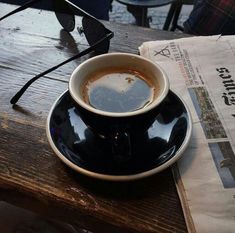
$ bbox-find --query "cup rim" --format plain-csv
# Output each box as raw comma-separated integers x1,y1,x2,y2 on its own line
69,53,169,117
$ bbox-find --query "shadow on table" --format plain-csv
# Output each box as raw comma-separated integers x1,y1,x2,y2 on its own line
66,166,174,200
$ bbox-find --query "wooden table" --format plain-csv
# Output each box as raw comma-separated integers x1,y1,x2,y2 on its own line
0,3,189,233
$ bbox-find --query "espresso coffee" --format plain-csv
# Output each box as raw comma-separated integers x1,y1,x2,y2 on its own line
82,68,159,113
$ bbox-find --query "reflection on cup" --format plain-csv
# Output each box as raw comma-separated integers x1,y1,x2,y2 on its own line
69,53,169,162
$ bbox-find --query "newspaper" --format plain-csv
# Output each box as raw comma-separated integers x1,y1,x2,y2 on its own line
139,35,235,233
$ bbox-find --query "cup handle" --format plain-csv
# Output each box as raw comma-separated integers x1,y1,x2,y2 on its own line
111,131,132,163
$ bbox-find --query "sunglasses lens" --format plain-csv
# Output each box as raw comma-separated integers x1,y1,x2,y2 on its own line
82,16,111,54
53,0,75,32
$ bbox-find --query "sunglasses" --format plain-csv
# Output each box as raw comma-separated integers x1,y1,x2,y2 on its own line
0,0,114,104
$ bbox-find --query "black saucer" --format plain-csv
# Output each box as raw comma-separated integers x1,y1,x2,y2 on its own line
46,90,192,181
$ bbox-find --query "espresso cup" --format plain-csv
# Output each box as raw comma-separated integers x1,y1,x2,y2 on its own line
69,53,169,161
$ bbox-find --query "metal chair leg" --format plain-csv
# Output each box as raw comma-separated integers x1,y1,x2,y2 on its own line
170,1,183,31
163,1,177,30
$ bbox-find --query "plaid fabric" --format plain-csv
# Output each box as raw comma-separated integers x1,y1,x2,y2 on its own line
184,0,235,35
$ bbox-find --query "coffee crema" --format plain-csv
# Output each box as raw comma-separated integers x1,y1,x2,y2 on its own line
81,68,159,113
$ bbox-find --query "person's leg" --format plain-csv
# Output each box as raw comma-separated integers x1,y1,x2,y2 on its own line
183,0,235,35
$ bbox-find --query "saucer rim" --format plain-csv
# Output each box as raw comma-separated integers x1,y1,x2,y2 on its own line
46,90,192,182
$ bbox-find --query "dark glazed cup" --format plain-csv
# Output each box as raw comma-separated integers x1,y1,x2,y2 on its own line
69,53,169,162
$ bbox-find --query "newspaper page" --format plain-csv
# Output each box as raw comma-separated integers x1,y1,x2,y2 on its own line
139,35,235,233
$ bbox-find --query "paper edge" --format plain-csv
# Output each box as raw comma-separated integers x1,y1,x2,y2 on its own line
172,163,197,233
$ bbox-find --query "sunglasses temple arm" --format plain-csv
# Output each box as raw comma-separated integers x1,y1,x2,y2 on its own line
10,32,113,105
0,0,41,21
65,0,95,19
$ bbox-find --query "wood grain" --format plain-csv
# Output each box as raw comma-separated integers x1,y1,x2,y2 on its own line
0,3,188,233
0,116,187,233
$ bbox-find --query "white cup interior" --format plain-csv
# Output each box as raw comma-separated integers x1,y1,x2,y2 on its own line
69,53,169,117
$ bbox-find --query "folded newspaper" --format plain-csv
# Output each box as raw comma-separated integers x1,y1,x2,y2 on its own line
139,35,235,233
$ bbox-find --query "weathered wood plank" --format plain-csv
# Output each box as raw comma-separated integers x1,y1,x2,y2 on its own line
0,116,187,233
0,68,67,127
0,27,91,82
